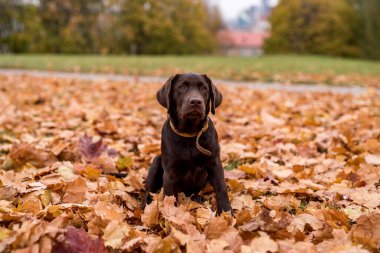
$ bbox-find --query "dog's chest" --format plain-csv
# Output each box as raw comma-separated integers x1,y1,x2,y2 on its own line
173,162,208,189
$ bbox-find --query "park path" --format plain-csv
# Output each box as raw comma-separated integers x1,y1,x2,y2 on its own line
0,68,376,95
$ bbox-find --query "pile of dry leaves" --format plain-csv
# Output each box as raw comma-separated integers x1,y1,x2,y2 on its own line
0,74,379,253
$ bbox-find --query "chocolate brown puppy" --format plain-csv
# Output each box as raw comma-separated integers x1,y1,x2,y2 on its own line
145,73,231,213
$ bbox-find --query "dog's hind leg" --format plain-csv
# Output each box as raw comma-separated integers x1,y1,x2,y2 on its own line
144,155,163,206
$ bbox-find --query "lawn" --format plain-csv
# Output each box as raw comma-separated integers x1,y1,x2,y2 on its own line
1,54,380,86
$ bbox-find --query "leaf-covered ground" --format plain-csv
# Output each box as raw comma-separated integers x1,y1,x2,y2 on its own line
0,74,379,253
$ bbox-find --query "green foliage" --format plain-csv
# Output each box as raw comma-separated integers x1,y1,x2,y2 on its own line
265,0,360,57
0,0,221,54
114,0,221,54
351,0,380,59
224,160,242,171
38,0,105,54
0,1,42,53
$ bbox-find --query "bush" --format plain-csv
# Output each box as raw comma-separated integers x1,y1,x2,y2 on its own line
265,0,360,57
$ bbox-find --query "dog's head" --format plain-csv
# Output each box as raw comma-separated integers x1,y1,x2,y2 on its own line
156,73,222,120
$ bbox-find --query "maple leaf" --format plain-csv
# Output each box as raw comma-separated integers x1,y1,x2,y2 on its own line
364,154,380,165
277,239,317,253
241,232,278,253
93,200,126,222
204,216,229,240
5,143,56,169
62,177,88,203
196,207,215,226
103,220,130,248
317,229,369,253
287,213,324,233
351,213,380,252
159,196,195,227
78,134,117,161
78,134,107,162
206,239,229,253
14,198,42,215
116,156,133,170
170,224,206,253
141,200,159,228
53,226,107,253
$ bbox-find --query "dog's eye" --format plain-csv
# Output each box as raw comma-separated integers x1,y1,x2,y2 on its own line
200,85,207,91
178,84,187,91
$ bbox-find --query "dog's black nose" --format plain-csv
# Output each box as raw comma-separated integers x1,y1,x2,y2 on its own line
189,98,202,105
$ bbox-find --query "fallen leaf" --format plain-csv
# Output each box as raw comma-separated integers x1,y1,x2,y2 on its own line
53,226,107,253
204,216,229,240
57,165,76,181
241,232,278,253
142,200,159,228
103,220,130,248
84,166,101,181
78,134,107,162
63,177,88,203
14,199,42,215
7,143,56,169
93,200,125,222
351,213,380,251
287,213,324,233
117,156,133,170
364,154,380,165
159,196,195,227
196,207,215,226
317,229,369,253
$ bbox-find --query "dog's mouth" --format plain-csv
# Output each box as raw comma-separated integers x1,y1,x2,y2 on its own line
185,111,203,119
180,109,205,119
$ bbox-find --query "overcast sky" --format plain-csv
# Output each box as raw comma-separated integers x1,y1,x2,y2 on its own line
211,0,278,20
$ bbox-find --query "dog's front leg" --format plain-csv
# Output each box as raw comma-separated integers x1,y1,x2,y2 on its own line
163,170,178,198
208,158,232,214
144,155,164,206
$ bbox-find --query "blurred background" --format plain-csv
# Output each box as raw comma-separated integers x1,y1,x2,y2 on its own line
1,0,379,59
1,0,380,87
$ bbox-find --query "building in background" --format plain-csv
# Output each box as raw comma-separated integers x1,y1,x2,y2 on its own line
217,30,268,56
217,0,272,56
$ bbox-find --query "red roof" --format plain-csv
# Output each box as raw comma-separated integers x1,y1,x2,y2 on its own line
217,30,269,48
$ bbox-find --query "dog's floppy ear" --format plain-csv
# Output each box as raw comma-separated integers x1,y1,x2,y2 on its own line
157,74,179,112
202,74,222,115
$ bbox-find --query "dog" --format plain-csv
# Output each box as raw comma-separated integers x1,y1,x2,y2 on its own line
145,73,232,213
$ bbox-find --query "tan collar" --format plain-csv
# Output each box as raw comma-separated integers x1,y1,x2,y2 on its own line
169,118,212,156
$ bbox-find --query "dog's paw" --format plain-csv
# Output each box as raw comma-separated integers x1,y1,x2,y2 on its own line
191,195,206,204
216,207,235,216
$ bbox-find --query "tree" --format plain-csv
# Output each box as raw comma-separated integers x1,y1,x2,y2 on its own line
351,0,380,59
38,0,105,53
0,0,222,54
265,0,360,57
117,0,220,54
0,0,42,53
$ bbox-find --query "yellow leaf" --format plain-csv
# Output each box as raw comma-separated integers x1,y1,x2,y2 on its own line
84,166,101,181
14,199,42,215
103,220,130,248
116,156,133,170
0,228,11,241
40,190,51,207
196,207,215,226
58,165,76,181
47,205,64,217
